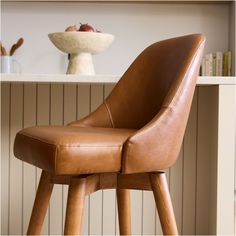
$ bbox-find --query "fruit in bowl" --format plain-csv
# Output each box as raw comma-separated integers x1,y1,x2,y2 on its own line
78,23,95,32
65,25,77,32
49,23,114,75
65,23,101,33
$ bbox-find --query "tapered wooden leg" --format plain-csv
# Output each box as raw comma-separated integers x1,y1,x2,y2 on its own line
64,177,86,235
27,171,54,235
150,172,178,235
117,189,131,235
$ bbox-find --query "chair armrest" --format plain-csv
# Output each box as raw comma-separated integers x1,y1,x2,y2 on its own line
122,105,187,174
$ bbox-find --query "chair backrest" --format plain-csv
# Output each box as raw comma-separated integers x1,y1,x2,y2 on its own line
106,34,205,129
70,34,205,173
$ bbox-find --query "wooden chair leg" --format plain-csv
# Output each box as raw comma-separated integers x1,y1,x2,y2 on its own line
64,177,86,235
117,189,131,235
27,170,54,235
150,172,178,235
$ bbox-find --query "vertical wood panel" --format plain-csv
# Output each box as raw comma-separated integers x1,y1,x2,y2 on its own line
182,91,198,235
49,84,63,235
91,84,103,112
196,87,212,234
1,83,10,235
209,86,218,235
104,84,115,100
36,83,50,235
89,84,104,235
37,84,50,127
102,189,116,235
62,84,77,232
169,147,184,234
77,84,90,120
9,83,23,235
22,83,37,234
142,190,156,235
131,190,142,235
63,84,77,124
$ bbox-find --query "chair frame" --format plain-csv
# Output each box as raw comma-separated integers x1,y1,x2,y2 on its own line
27,170,178,235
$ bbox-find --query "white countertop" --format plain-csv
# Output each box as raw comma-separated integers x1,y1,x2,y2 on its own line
1,74,236,85
1,74,119,84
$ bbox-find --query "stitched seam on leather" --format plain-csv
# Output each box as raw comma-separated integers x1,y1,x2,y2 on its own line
18,132,59,146
17,132,58,172
19,132,125,147
58,145,122,147
104,101,114,128
19,132,62,145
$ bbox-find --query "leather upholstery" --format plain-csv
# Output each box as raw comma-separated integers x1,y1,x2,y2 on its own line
14,34,205,175
14,126,135,174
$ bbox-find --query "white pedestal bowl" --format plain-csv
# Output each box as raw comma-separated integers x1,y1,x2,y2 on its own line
48,32,114,75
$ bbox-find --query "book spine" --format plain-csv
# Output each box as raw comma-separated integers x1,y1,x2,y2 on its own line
223,52,228,76
228,51,231,76
216,51,223,76
205,53,213,76
201,56,206,76
213,54,216,76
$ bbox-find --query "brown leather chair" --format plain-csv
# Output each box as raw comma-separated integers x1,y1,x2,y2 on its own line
14,34,205,235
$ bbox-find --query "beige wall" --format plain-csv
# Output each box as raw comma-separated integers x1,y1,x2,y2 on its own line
2,2,230,75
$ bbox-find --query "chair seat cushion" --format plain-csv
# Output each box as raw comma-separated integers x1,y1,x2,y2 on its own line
14,126,136,175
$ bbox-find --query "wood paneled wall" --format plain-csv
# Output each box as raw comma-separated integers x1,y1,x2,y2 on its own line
1,83,218,235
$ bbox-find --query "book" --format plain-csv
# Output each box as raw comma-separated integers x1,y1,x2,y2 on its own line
216,51,223,76
205,53,213,76
223,52,228,76
201,51,232,77
201,56,206,76
223,51,232,76
213,54,216,76
228,51,232,76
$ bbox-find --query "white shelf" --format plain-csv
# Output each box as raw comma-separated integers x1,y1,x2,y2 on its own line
0,74,119,84
197,76,236,85
1,74,235,85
